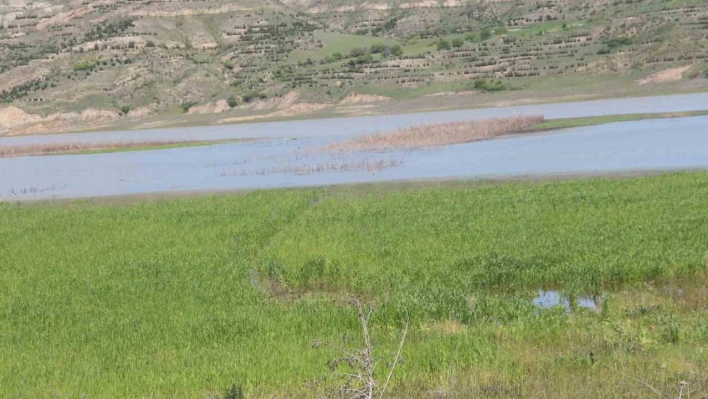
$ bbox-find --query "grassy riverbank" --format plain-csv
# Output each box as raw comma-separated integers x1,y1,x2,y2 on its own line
1,172,707,398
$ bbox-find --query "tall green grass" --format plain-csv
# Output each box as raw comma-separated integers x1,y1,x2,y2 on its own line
1,173,707,398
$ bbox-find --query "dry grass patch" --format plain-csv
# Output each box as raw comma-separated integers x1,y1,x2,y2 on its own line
321,116,544,153
220,159,402,177
0,139,245,158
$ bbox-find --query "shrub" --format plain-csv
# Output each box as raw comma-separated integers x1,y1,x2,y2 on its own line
119,105,132,115
451,38,464,48
180,101,198,113
72,60,96,71
605,37,633,48
370,43,386,54
227,95,239,108
597,47,611,55
145,40,155,48
495,26,508,35
390,45,403,57
436,39,451,51
481,27,492,40
349,47,366,57
471,78,508,92
223,384,244,399
465,32,477,42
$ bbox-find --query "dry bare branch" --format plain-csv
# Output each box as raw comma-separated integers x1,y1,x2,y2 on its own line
314,296,408,399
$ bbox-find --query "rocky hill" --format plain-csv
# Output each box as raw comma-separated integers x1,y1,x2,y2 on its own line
1,0,707,134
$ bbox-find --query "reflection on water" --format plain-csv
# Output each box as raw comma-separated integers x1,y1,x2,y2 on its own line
533,290,603,312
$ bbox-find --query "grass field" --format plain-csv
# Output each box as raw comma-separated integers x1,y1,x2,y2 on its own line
2,173,708,398
533,110,708,130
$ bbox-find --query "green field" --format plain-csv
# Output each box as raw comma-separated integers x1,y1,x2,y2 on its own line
2,173,708,398
533,110,708,130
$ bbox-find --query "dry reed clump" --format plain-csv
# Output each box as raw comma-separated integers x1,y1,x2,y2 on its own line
0,140,199,158
220,159,401,177
322,115,545,153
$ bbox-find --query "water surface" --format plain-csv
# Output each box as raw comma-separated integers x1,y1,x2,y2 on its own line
1,114,707,201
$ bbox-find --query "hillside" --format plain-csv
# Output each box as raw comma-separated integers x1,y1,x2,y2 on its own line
1,0,707,135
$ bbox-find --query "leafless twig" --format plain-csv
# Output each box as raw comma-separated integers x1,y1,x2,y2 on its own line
314,296,408,399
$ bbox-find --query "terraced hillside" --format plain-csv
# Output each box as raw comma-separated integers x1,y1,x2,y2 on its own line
1,0,707,134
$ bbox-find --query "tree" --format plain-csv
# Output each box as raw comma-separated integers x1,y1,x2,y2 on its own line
451,38,464,48
436,38,451,51
465,32,477,42
481,27,492,40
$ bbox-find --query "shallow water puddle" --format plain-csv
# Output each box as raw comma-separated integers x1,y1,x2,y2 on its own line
532,290,603,312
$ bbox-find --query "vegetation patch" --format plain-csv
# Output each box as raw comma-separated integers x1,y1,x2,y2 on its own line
320,115,544,153
0,139,252,158
2,173,707,398
534,110,708,130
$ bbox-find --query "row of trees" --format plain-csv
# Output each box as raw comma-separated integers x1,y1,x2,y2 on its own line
320,43,404,65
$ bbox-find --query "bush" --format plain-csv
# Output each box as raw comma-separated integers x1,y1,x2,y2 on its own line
223,384,244,399
451,38,464,48
465,32,477,42
495,26,508,35
350,54,374,65
605,37,633,48
349,47,366,57
481,27,492,40
597,47,611,55
370,43,386,54
436,39,451,51
180,101,198,113
471,78,508,92
227,95,239,108
390,45,403,57
119,105,132,115
704,67,708,78
145,40,155,48
72,60,96,71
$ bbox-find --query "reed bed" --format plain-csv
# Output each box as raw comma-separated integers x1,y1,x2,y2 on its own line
322,115,544,153
0,140,203,158
220,159,401,177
